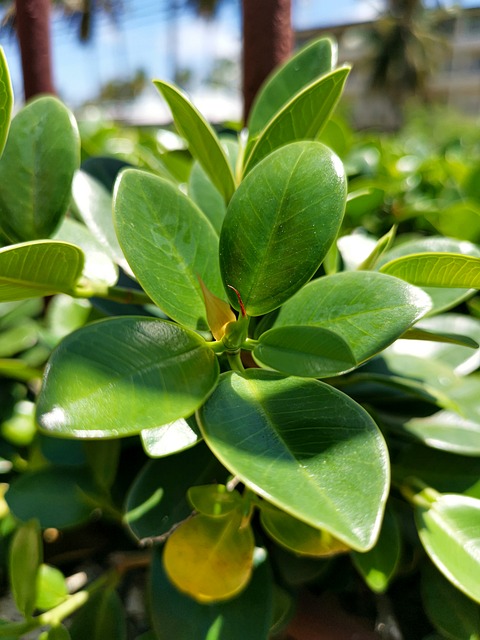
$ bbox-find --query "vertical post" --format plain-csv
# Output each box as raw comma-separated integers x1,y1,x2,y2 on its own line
15,0,55,100
242,0,293,123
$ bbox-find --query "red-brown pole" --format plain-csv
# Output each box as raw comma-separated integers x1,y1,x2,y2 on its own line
15,0,55,99
242,0,293,124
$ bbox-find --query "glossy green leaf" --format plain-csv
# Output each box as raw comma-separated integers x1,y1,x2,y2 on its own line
0,241,84,302
54,215,118,288
260,503,350,557
140,416,201,458
188,161,226,235
275,271,432,365
36,317,219,438
163,510,255,602
124,443,226,541
0,96,79,242
71,170,129,276
9,519,42,618
0,47,13,158
248,37,337,137
244,67,350,174
415,493,480,603
385,409,480,456
422,562,480,640
220,141,346,316
351,505,401,593
150,546,273,640
380,252,480,288
199,370,389,551
35,564,68,611
69,589,126,640
378,237,480,314
114,168,225,330
6,467,95,529
391,314,480,375
357,225,397,270
253,325,356,377
153,80,235,201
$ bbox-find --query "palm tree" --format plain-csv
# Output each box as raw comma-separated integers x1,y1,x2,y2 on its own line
368,0,445,127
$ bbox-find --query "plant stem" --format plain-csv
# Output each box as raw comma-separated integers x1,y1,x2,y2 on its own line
74,282,154,306
227,351,245,373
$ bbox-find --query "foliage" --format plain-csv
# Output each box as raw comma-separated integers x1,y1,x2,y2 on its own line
0,38,479,640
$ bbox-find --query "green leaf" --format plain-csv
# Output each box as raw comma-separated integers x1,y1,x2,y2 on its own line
422,562,480,640
198,370,389,551
248,36,338,137
6,467,95,529
141,416,201,458
275,271,432,365
149,546,273,640
383,408,480,456
357,225,397,270
9,519,42,618
36,317,219,438
259,503,350,557
71,170,129,276
114,169,225,330
54,213,118,288
35,564,68,611
188,161,226,235
153,80,235,202
220,141,346,316
84,440,121,491
351,504,401,593
253,325,356,377
0,241,84,302
380,252,480,288
0,322,37,358
244,67,350,174
69,589,126,640
415,493,480,603
0,96,79,242
0,47,14,158
378,236,480,314
390,313,480,375
163,510,255,602
124,443,227,541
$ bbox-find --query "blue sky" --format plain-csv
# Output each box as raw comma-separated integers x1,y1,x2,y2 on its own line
0,0,477,108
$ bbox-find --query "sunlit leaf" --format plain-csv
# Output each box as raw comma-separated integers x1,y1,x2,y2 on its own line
154,80,235,201
0,96,79,242
35,564,68,611
275,271,431,364
248,36,338,137
220,141,346,316
37,318,219,438
163,510,255,602
0,47,13,158
0,241,84,302
9,519,42,618
244,67,350,174
415,493,480,603
199,370,389,551
114,168,225,330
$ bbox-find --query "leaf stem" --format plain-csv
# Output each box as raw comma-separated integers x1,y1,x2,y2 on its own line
74,282,154,306
227,352,245,373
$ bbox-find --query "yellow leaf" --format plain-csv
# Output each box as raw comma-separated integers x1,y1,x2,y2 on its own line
163,511,255,603
198,276,235,341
